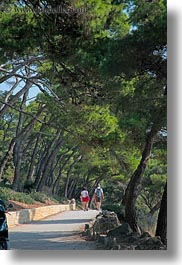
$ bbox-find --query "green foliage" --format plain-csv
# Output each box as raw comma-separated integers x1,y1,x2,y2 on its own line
0,7,41,60
76,0,129,38
102,181,124,205
0,0,167,235
0,186,11,201
72,105,120,146
102,203,122,214
0,186,34,204
0,186,60,204
10,192,35,204
29,191,48,203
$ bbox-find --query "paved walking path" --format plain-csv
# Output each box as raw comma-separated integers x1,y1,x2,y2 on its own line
9,210,99,250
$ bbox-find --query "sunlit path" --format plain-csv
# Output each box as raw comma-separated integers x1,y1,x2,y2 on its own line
9,210,98,250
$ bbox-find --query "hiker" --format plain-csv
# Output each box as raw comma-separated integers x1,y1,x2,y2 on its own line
80,187,90,211
94,184,104,211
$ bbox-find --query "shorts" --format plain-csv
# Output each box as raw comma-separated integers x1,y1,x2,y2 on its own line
82,196,89,203
95,196,101,202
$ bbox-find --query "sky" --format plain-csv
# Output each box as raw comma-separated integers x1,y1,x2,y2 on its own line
0,78,41,103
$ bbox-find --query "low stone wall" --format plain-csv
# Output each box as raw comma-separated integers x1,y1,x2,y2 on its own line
6,203,76,228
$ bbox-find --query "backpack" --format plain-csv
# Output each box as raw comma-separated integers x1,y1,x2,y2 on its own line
96,188,102,198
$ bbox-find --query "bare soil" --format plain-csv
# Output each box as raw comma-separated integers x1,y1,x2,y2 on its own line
8,199,59,211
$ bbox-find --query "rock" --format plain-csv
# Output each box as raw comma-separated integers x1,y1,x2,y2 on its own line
124,234,141,244
112,245,121,250
93,211,120,234
101,210,115,216
70,198,75,204
140,231,152,238
88,210,167,250
107,222,132,238
117,245,135,250
135,236,167,250
98,235,108,245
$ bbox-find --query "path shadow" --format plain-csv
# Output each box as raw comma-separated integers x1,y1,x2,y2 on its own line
31,219,92,225
9,231,96,250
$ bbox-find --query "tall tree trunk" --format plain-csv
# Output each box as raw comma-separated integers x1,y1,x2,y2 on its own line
42,138,64,187
36,132,64,191
26,134,41,183
12,89,29,191
155,182,167,245
26,121,47,183
148,201,161,216
67,179,77,199
147,201,161,231
0,105,44,181
0,139,15,181
52,147,78,195
122,124,160,233
34,131,60,189
64,155,82,198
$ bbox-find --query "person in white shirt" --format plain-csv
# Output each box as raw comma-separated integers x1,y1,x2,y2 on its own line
80,187,90,211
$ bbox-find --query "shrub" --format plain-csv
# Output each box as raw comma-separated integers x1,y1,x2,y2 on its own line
0,187,34,204
10,192,35,204
0,187,60,205
0,187,11,202
30,191,48,203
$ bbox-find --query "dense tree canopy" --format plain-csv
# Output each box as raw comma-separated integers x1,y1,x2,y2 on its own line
0,0,167,243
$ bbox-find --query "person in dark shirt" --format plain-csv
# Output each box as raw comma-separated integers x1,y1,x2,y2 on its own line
94,184,104,211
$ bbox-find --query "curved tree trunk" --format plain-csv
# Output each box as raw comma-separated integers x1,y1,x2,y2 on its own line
155,182,167,245
122,124,160,233
0,80,32,117
0,77,20,114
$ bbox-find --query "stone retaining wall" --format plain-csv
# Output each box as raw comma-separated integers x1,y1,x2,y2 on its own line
6,203,76,228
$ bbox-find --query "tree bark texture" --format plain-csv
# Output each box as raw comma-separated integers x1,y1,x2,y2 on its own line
10,106,45,190
12,89,29,191
36,131,64,191
155,182,167,245
122,124,160,233
64,155,82,198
